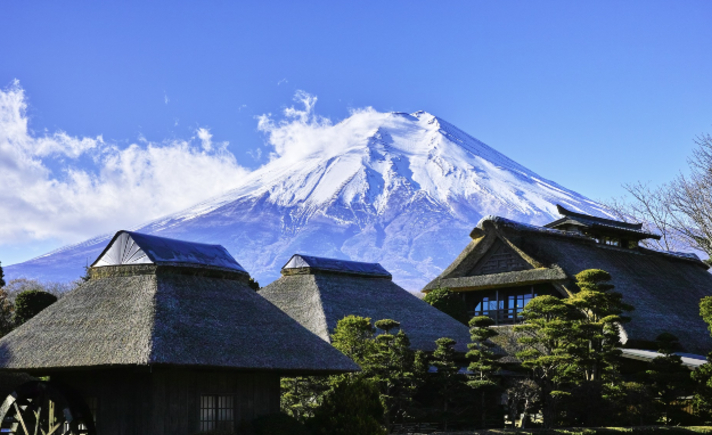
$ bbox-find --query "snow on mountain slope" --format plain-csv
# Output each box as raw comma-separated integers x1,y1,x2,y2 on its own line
6,110,611,290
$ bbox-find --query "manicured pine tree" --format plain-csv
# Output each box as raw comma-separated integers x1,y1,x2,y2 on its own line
645,332,693,425
372,319,418,427
431,337,460,431
467,316,500,428
331,315,377,375
514,295,575,428
566,269,633,382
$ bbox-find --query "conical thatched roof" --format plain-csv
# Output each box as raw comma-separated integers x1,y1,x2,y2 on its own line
0,234,358,374
424,215,712,355
259,254,472,352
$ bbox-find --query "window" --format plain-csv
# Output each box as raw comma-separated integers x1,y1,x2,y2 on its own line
597,236,620,247
508,294,534,320
200,395,234,432
474,297,503,318
470,289,537,324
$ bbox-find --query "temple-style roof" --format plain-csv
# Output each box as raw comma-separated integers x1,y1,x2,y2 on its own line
0,232,358,374
424,215,712,354
544,205,661,241
261,255,471,352
92,230,247,273
282,254,391,278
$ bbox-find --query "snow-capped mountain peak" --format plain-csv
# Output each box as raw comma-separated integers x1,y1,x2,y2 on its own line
7,109,610,290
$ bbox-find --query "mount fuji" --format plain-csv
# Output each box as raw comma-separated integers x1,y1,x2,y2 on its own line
7,110,612,290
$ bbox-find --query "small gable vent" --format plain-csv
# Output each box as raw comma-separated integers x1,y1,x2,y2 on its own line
94,232,151,267
282,254,391,278
92,231,247,272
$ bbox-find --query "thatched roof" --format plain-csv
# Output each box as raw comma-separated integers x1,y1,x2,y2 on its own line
424,215,712,355
259,256,472,352
0,233,358,374
544,205,660,240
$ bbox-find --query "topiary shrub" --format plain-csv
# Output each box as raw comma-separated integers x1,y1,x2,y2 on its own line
251,413,309,435
307,378,386,435
14,290,57,326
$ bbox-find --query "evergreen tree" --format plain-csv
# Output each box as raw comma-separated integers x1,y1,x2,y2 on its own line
467,316,500,428
308,378,387,435
566,269,632,382
79,262,91,283
423,287,469,324
248,277,260,291
281,376,331,422
372,319,418,427
431,337,460,430
0,261,5,288
514,295,575,428
331,315,376,374
645,332,693,425
693,296,712,420
14,290,57,326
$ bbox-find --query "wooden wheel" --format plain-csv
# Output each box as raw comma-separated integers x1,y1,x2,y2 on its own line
0,381,96,435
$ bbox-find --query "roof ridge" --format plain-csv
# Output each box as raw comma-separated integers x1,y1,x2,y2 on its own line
478,215,707,267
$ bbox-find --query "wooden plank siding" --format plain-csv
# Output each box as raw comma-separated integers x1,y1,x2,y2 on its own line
51,368,280,435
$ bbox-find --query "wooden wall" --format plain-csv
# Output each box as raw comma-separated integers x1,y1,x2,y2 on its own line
52,367,280,435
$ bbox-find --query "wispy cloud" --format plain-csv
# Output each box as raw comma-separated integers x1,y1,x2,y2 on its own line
164,91,169,105
0,81,249,247
277,78,288,86
257,90,380,165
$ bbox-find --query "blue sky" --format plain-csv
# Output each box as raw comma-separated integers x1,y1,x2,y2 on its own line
1,1,712,265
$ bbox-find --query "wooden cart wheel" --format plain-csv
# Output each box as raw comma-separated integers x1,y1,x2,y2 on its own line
0,381,96,435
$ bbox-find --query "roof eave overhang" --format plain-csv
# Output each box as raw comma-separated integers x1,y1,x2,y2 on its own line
424,267,568,292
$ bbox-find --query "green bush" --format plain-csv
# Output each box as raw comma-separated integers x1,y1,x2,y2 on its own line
14,290,57,326
307,378,386,435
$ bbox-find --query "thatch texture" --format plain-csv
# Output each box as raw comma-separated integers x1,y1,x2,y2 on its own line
260,262,472,352
425,215,712,355
0,264,358,374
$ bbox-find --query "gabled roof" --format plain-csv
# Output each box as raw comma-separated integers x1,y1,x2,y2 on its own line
424,215,712,355
261,255,471,352
544,205,661,240
91,230,247,273
0,234,358,374
282,254,391,278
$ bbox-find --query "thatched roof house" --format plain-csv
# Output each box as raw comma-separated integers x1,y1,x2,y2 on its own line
423,206,712,355
259,254,471,352
0,231,357,435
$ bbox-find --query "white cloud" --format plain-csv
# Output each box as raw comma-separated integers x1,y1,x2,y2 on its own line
257,90,382,165
0,81,250,247
196,127,213,151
